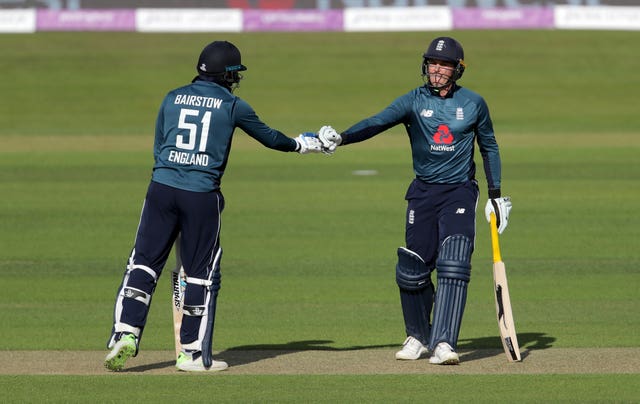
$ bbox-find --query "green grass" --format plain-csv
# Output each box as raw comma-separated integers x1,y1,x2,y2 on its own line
2,374,639,403
1,30,639,402
1,31,638,136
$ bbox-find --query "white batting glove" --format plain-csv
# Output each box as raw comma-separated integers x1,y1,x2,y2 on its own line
295,133,323,154
485,196,512,234
318,125,342,155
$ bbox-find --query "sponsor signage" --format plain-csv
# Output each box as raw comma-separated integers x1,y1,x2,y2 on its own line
344,6,452,31
36,9,136,31
136,8,242,32
243,9,342,31
453,7,554,29
2,4,639,32
0,9,36,33
555,5,640,30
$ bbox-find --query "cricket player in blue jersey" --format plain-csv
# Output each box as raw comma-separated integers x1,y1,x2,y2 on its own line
319,37,512,365
105,40,325,372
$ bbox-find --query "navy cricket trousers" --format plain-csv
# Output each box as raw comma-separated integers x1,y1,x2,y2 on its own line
133,181,224,281
404,179,479,268
119,181,224,338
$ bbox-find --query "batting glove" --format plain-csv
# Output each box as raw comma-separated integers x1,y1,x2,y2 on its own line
485,196,512,234
295,133,323,154
318,125,342,155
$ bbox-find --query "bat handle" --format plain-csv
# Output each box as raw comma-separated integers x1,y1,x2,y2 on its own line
490,213,502,263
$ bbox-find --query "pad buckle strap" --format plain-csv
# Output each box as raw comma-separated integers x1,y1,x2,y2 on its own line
113,323,140,337
183,305,208,317
185,276,213,287
122,287,151,306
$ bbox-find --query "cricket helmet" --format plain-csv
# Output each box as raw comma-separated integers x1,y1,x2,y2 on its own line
421,37,466,84
195,41,247,90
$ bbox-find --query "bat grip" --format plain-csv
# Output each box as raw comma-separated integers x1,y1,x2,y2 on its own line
490,212,502,263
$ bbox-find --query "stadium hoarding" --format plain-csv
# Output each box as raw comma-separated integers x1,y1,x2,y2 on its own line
0,5,639,32
136,8,242,32
243,9,343,31
1,0,638,9
36,9,135,30
453,6,554,29
0,8,35,32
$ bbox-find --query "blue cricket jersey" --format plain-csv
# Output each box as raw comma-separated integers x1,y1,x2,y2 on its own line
341,85,501,193
152,80,297,192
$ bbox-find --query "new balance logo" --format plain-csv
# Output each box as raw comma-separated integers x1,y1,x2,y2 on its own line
420,109,433,118
456,208,466,214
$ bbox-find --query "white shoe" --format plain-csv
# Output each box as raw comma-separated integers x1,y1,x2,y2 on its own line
429,342,460,365
395,336,429,360
176,352,228,372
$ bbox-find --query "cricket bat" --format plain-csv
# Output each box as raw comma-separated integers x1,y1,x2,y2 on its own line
489,212,522,362
171,238,186,359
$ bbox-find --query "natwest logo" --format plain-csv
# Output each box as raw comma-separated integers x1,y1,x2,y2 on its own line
433,124,454,144
431,124,455,152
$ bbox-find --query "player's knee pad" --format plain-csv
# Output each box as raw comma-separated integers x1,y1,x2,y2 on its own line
181,248,223,369
435,235,472,282
429,235,473,350
396,247,433,291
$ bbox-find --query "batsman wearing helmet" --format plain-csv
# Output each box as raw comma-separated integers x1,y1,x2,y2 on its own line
105,40,325,372
319,37,512,364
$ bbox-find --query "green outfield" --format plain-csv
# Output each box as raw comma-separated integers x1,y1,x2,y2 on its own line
1,31,639,402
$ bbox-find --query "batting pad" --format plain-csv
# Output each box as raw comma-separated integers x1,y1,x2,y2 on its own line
429,235,472,350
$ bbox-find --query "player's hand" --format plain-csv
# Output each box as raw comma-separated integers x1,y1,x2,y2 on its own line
485,197,512,234
295,133,323,154
318,125,342,155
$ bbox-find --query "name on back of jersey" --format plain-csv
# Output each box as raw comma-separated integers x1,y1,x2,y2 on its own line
174,94,223,109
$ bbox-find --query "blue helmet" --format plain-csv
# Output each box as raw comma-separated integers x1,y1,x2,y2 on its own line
195,41,247,91
422,37,466,83
197,40,247,75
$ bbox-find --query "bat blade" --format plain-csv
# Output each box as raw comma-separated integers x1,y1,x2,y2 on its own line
489,212,522,362
171,268,184,359
171,239,185,359
493,260,522,362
